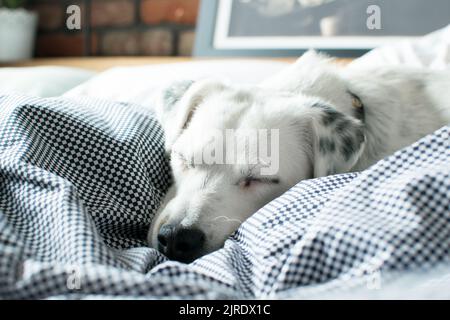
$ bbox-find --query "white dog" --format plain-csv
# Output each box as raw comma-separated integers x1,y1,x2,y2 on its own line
148,51,450,263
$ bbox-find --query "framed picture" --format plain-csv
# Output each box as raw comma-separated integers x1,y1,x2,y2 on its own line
194,0,450,57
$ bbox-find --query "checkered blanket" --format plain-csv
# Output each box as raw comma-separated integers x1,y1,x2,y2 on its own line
0,94,449,299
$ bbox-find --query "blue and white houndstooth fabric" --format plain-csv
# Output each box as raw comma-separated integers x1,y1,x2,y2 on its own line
0,94,449,299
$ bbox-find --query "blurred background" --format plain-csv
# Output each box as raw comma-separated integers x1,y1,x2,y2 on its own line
1,0,448,61
27,0,200,57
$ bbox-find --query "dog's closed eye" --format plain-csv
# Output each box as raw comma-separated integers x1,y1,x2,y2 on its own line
237,176,280,189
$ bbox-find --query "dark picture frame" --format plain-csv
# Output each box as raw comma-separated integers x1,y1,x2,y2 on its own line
194,0,450,57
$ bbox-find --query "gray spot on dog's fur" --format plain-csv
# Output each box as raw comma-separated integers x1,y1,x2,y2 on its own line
311,102,331,114
311,102,366,164
335,119,351,133
233,90,253,103
311,103,343,126
340,135,356,161
319,137,336,154
340,129,366,161
312,101,366,162
163,80,194,109
322,108,344,126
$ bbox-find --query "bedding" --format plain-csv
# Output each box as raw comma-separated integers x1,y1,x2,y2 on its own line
350,24,450,70
64,60,290,106
0,93,449,299
0,66,95,97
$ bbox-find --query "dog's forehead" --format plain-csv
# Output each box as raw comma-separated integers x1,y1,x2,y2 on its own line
204,89,256,123
196,87,295,129
174,85,310,153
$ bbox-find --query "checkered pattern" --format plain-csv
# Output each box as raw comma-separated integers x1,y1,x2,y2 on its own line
0,93,449,299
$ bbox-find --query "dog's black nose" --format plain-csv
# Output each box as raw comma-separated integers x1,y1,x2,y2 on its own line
157,225,205,263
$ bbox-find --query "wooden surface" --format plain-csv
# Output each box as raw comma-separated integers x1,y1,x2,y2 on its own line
0,57,353,71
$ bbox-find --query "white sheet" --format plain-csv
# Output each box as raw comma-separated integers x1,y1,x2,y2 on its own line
0,66,94,97
64,60,290,106
350,24,450,70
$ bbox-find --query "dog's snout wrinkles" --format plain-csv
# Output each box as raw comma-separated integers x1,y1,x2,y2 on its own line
157,224,205,263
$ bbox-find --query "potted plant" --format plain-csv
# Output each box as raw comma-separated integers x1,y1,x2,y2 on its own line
0,0,38,62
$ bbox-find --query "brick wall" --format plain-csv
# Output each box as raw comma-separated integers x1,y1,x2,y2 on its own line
28,0,199,57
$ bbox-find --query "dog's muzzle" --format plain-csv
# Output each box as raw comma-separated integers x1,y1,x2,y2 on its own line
157,224,206,263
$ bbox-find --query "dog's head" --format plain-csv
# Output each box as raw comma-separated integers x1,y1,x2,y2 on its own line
148,53,365,262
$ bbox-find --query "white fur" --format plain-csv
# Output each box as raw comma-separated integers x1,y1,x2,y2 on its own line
148,51,450,261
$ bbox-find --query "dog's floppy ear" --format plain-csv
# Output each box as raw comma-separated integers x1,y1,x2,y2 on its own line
155,79,226,153
307,102,366,177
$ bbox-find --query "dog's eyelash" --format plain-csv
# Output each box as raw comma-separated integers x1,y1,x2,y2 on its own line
238,176,280,189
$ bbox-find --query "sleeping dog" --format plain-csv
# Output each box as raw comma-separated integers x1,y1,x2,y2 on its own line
148,51,450,263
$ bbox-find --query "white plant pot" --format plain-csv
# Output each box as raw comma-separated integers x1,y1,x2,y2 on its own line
0,8,38,62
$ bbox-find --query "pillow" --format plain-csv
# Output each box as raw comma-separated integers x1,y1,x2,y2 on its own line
0,66,95,97
64,60,290,106
350,24,450,70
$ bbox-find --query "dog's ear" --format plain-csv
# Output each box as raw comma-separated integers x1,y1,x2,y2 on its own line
155,79,226,153
306,102,366,177
261,50,335,89
293,49,333,67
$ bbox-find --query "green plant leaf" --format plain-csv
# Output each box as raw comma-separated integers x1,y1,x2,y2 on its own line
2,0,26,9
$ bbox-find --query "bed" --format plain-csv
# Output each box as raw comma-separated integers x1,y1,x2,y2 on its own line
0,26,449,300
